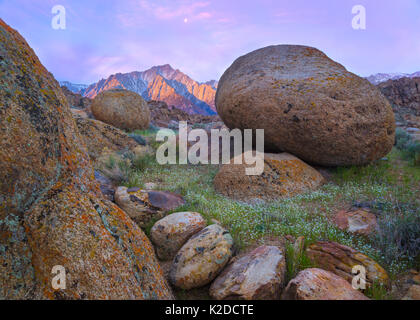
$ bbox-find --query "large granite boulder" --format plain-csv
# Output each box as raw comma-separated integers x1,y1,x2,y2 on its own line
0,19,172,299
91,89,150,131
214,152,325,201
216,45,395,166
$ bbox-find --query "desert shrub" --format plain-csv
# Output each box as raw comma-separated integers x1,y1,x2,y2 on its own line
395,128,420,165
374,204,420,267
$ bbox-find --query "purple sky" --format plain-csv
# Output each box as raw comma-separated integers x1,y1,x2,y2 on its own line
1,0,419,84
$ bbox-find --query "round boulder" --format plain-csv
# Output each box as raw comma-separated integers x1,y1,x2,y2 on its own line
214,152,325,201
91,89,151,131
216,45,395,166
150,212,207,261
169,224,234,290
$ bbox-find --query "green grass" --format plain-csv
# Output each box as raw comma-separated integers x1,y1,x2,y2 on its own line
100,137,420,298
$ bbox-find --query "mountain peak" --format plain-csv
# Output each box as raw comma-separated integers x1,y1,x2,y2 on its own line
66,65,218,115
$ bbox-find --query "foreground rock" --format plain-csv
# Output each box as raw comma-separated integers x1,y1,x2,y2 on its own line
307,241,389,286
0,19,172,299
169,224,234,290
115,187,185,228
210,246,286,300
214,152,325,201
333,209,378,236
91,89,151,131
282,268,369,300
150,212,207,261
216,45,395,166
402,285,420,300
76,117,140,161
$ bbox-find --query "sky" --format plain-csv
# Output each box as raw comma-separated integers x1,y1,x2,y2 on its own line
1,0,419,84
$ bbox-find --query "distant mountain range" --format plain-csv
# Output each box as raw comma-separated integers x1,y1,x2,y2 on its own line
60,64,218,115
366,72,420,85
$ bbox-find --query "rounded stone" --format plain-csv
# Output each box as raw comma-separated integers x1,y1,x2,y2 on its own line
216,45,395,166
169,224,234,290
150,212,207,261
214,152,325,201
91,89,151,131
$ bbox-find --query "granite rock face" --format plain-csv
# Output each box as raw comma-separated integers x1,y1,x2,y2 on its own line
0,19,173,300
216,45,395,166
75,117,140,161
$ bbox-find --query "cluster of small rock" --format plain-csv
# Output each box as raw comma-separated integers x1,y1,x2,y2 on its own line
145,211,392,300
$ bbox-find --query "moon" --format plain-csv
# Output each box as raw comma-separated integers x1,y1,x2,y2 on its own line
184,18,188,23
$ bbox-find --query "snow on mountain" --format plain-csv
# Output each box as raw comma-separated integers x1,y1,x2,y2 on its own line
366,72,420,85
70,64,218,115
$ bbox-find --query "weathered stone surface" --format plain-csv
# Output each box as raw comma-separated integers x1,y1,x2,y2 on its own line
214,152,325,201
282,268,369,300
76,117,140,161
150,212,207,261
333,209,378,236
209,246,286,300
306,241,389,286
378,77,420,115
91,89,150,131
115,187,185,228
0,19,172,299
402,285,420,300
94,170,115,202
216,45,395,166
169,224,234,290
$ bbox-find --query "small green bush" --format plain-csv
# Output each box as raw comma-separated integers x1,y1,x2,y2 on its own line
395,128,420,165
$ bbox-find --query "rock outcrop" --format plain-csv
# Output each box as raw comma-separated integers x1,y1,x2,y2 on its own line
214,152,325,201
378,77,420,115
209,246,286,300
216,45,395,166
282,268,369,300
91,89,151,131
169,224,234,290
150,212,207,261
75,117,140,161
306,241,389,286
0,19,172,299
